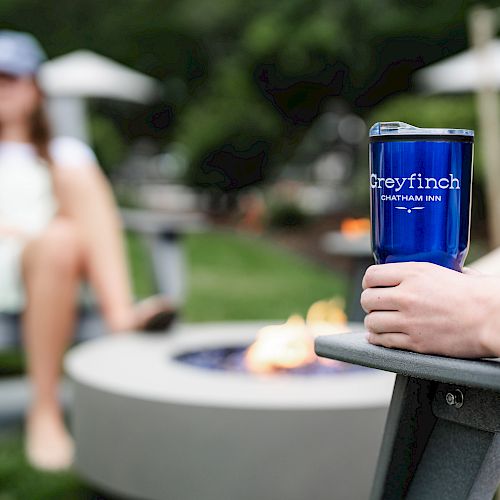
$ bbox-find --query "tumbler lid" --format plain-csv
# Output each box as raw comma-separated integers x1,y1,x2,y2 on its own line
369,121,474,141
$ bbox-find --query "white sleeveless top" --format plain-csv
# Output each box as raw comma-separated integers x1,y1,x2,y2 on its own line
0,137,97,312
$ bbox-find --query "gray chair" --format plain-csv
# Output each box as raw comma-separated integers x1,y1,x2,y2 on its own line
315,332,500,500
0,308,106,350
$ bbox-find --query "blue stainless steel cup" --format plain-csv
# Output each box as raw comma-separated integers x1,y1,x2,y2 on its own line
369,121,474,271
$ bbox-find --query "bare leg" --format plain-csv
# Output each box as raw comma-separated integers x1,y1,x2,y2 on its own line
53,166,135,331
22,218,82,470
53,165,176,332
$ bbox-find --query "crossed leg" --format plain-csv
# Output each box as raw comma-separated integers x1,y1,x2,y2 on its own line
21,164,171,470
51,164,174,332
53,164,135,331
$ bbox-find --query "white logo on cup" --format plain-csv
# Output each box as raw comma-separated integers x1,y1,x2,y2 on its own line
371,172,460,213
395,206,425,214
370,172,460,191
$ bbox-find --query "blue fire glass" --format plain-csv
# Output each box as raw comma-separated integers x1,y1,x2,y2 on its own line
369,122,474,271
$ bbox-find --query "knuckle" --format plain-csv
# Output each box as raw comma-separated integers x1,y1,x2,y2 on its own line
360,289,371,312
403,321,416,336
410,338,424,353
364,314,374,332
362,266,376,289
406,262,428,279
395,291,410,309
395,315,409,334
406,325,425,350
414,262,430,272
382,336,394,349
397,290,417,310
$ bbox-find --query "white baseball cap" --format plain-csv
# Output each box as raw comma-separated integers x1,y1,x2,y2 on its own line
0,30,46,77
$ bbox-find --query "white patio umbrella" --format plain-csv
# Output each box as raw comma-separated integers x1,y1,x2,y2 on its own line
414,21,500,247
414,39,500,93
38,50,160,103
37,50,161,141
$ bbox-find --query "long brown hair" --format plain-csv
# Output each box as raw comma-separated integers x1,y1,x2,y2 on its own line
31,82,51,163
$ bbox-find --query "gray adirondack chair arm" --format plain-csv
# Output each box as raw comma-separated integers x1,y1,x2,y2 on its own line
315,332,500,500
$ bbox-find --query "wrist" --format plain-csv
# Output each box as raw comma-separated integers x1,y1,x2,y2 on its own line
477,278,500,357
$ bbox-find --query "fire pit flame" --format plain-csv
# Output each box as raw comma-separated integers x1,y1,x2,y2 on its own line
340,217,370,240
245,299,348,373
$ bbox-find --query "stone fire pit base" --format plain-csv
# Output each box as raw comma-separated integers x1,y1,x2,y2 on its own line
65,322,395,500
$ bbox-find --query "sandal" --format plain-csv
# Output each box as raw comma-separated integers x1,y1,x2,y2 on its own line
134,296,178,332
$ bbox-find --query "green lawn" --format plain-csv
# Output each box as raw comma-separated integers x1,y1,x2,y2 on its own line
130,231,347,321
0,430,87,500
0,231,347,499
183,232,347,321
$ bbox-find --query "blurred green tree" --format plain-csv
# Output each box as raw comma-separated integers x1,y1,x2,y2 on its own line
1,0,495,186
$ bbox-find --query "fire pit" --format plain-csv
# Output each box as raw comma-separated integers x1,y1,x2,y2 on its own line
65,320,394,500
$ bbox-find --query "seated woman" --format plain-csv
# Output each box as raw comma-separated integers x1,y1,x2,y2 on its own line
0,31,174,471
361,259,500,359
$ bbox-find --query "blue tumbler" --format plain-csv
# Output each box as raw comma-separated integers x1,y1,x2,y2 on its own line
369,121,474,271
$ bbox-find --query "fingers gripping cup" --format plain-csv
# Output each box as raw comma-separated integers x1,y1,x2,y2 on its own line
369,122,474,271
